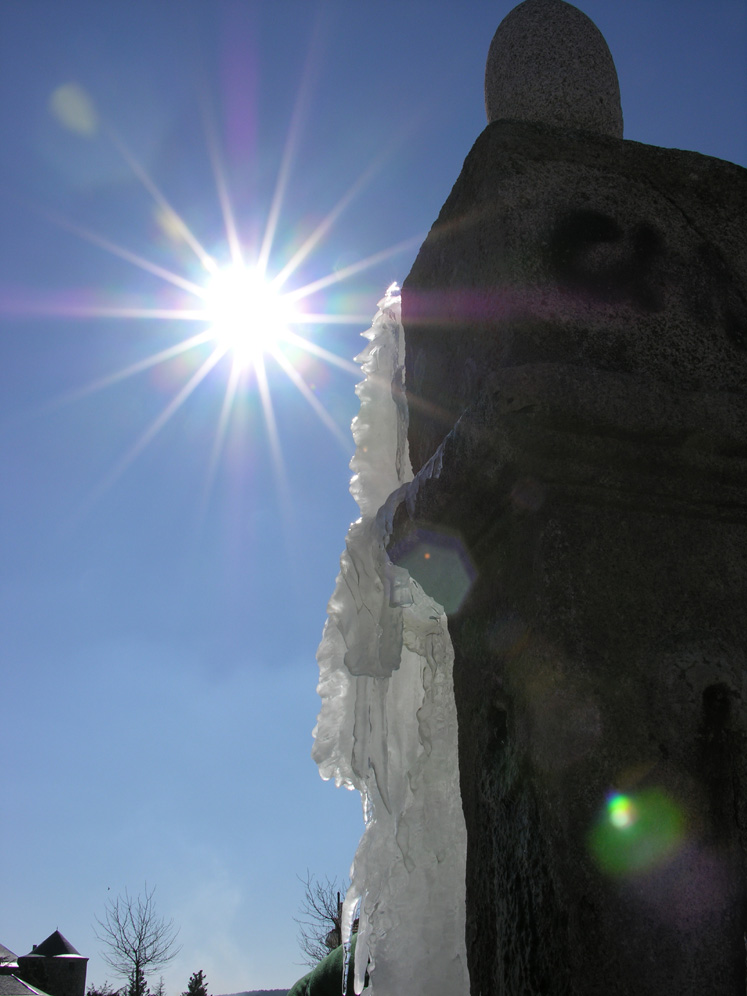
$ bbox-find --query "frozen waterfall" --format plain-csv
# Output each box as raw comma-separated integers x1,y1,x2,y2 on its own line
312,285,469,995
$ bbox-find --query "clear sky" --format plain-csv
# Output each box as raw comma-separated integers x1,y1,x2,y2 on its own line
1,1,745,993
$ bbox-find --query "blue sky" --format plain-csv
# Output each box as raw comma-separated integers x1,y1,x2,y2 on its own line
0,1,745,992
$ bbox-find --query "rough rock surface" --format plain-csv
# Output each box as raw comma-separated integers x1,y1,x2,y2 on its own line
403,121,747,478
485,0,623,138
396,111,747,996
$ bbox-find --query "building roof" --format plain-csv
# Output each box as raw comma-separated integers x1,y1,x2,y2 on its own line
21,932,82,959
0,946,17,965
0,975,54,996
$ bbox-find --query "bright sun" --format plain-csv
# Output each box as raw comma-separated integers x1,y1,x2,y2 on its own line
203,264,293,370
34,77,421,508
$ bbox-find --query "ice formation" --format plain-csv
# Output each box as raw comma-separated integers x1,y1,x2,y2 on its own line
313,285,469,995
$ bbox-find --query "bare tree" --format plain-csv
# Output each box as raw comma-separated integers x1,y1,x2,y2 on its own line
94,885,181,996
294,873,351,967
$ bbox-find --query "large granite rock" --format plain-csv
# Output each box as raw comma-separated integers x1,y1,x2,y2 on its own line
403,121,747,477
393,1,747,993
485,0,623,137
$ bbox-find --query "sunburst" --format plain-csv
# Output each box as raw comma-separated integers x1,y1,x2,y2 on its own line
17,77,423,516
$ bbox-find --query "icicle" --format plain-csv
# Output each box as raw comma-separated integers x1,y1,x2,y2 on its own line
313,285,469,995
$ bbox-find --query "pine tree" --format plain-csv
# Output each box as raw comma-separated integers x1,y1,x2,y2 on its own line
126,968,148,996
180,971,209,996
86,982,122,996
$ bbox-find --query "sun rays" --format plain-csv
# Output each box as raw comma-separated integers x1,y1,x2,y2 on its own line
20,68,420,517
202,263,295,371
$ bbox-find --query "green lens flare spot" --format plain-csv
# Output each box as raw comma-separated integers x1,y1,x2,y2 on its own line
608,793,637,828
589,788,685,877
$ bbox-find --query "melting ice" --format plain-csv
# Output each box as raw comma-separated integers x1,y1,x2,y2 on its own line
313,285,469,995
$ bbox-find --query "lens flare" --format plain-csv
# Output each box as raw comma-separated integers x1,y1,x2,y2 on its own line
389,527,477,614
24,49,419,520
590,787,685,877
608,793,637,828
50,82,98,135
203,264,293,370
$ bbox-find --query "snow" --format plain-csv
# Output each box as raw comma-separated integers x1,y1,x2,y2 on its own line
313,285,469,995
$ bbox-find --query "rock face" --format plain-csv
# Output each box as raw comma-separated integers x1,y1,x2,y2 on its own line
485,0,623,138
395,2,747,993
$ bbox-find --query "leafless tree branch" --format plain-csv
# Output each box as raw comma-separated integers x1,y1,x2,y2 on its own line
94,884,181,987
294,872,349,967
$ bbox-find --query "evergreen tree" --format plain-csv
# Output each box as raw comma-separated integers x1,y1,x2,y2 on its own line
180,971,209,996
126,968,148,996
86,982,122,996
